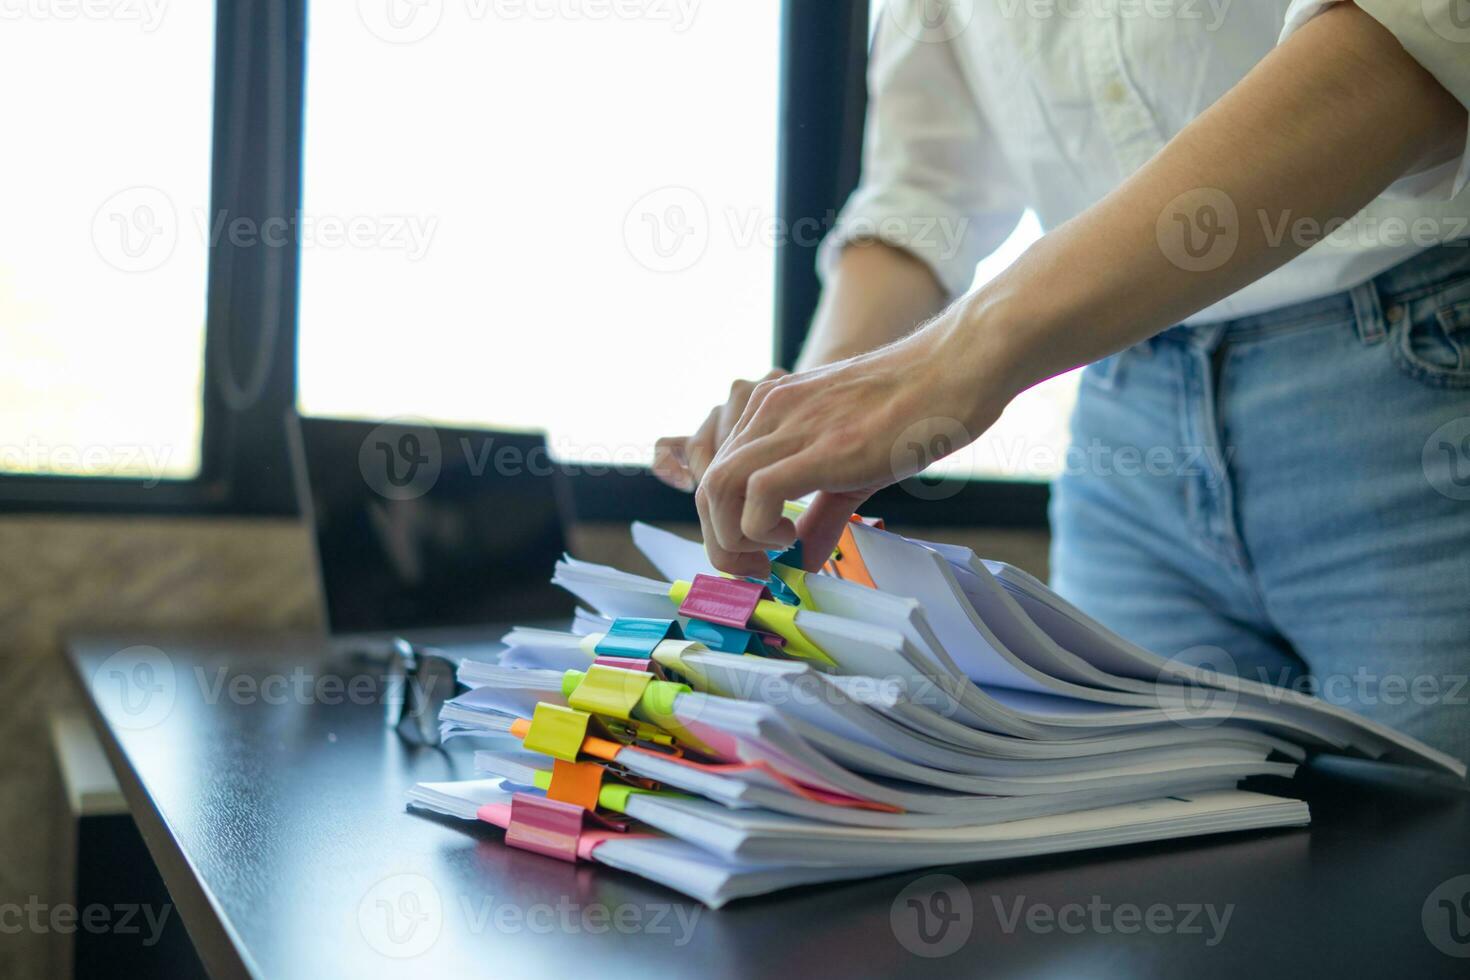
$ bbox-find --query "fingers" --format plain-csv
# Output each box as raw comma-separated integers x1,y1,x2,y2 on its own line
796,490,874,572
702,435,805,553
740,453,821,546
683,408,721,486
695,478,779,578
660,370,791,494
652,436,693,490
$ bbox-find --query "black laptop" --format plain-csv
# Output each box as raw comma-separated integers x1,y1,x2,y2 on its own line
288,414,574,658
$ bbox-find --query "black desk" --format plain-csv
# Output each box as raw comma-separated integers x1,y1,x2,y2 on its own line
67,632,1470,979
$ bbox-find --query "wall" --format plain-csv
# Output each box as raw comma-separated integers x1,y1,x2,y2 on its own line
0,515,1047,977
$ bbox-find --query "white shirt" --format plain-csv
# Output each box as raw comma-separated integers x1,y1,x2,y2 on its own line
821,0,1470,323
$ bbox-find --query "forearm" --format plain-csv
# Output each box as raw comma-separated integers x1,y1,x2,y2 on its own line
950,3,1466,402
795,240,948,370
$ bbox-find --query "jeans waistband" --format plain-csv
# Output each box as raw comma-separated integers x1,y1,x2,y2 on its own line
1156,238,1470,350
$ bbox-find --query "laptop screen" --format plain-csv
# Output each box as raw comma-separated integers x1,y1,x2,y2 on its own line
290,415,573,635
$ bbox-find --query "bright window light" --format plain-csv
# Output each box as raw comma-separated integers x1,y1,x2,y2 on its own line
298,3,1076,483
0,7,213,481
297,2,781,471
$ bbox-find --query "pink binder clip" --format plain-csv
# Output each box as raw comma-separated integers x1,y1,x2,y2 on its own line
591,655,653,672
678,574,769,629
504,793,586,863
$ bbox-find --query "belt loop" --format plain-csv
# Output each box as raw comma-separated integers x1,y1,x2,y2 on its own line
1350,278,1387,345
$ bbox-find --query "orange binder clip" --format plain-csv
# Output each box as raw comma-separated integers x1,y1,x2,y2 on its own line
546,759,606,811
823,517,877,589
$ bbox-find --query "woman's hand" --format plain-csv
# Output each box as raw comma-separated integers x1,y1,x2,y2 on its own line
695,311,1018,577
653,369,790,492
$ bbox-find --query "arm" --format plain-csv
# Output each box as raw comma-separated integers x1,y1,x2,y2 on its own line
697,2,1468,576
796,241,947,370
655,0,1011,491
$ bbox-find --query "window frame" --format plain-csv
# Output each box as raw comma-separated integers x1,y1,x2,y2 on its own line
1,0,1048,529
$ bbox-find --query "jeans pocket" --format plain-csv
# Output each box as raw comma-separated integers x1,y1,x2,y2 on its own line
1391,294,1470,389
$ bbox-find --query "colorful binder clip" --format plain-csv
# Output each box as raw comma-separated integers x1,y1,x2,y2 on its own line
824,520,877,589
522,702,592,762
594,617,683,659
504,792,587,863
677,574,769,629
591,655,654,672
769,540,805,569
684,619,768,655
545,758,606,811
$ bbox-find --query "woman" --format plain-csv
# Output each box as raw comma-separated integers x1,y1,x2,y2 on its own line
653,1,1470,760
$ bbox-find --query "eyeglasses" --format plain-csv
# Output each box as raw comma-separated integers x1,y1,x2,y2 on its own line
387,637,464,747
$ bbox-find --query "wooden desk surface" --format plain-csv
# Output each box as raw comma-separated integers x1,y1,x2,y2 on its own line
66,631,1470,979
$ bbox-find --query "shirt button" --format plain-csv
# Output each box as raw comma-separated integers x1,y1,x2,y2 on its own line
1385,304,1406,323
1103,80,1126,103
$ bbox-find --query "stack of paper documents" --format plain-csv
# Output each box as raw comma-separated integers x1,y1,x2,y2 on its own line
408,517,1465,907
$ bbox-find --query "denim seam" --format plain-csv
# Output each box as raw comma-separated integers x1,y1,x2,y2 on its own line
1389,318,1470,389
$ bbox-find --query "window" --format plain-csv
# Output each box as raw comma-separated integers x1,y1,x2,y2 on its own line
0,5,215,482
933,211,1084,484
297,2,782,471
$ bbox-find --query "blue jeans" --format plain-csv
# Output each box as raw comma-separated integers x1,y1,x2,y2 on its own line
1050,241,1470,765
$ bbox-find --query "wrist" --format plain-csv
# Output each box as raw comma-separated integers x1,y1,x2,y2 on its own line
926,287,1042,435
